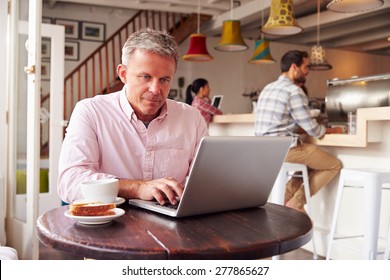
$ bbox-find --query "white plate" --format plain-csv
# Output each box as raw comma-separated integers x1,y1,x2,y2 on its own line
64,208,125,225
114,197,125,206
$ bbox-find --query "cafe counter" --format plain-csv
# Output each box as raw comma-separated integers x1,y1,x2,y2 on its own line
211,107,390,147
209,106,390,259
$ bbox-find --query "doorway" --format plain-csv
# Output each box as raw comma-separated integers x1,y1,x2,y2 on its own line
5,11,65,259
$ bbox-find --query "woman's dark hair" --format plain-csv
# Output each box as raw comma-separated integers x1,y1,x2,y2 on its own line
185,78,208,105
280,50,309,72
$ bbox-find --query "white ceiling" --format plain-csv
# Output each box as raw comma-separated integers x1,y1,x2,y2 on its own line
46,0,390,56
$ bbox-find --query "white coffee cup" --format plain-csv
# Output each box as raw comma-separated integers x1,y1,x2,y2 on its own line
80,178,119,203
310,109,321,118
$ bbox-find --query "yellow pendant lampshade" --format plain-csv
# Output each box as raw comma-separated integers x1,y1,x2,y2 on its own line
248,39,276,64
214,20,249,52
183,34,214,61
327,0,384,13
309,45,332,71
262,0,303,36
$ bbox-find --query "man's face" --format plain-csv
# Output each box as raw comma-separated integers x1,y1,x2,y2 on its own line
117,49,176,122
293,57,310,85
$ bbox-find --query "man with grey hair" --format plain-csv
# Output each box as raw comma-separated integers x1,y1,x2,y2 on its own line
58,28,208,205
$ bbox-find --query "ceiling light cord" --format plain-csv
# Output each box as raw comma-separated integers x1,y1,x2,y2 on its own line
197,0,200,34
261,1,264,40
231,0,234,19
316,0,320,46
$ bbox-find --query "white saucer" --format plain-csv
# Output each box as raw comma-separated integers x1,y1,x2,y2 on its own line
114,197,125,206
64,208,125,225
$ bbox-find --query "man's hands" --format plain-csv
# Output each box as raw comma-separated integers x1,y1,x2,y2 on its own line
118,177,184,205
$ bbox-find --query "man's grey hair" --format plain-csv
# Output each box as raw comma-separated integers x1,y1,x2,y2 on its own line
121,28,179,67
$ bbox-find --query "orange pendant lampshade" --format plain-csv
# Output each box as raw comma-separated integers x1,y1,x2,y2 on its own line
248,39,276,64
262,0,302,36
214,20,249,52
183,34,214,61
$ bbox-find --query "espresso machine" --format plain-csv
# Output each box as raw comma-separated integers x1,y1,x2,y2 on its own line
325,73,390,125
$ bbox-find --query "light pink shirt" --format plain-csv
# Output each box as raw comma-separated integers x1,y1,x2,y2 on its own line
58,87,208,203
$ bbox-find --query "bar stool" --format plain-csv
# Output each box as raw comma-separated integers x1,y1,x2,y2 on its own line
271,162,318,260
384,223,390,260
326,168,390,260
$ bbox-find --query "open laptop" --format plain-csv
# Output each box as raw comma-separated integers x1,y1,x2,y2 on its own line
128,136,292,217
211,95,223,109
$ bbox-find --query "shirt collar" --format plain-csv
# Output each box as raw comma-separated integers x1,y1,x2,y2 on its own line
157,100,168,120
120,85,168,122
119,85,134,122
278,75,292,83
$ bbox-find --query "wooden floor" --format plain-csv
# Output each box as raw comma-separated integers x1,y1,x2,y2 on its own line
39,242,323,260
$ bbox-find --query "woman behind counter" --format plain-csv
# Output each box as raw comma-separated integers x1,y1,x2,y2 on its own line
185,78,222,126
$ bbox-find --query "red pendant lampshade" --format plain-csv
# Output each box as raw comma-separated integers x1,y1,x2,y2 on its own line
183,33,214,62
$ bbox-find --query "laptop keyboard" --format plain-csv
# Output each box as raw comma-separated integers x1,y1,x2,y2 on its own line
154,201,179,210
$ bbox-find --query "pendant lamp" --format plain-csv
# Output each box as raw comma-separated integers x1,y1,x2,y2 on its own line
262,0,303,36
309,45,332,70
309,0,332,71
327,0,384,13
248,39,276,64
183,34,213,61
182,0,213,61
249,3,275,64
214,0,248,52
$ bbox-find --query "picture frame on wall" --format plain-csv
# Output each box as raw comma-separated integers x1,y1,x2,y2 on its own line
54,18,79,39
80,21,105,42
41,62,50,81
64,41,79,61
41,39,51,60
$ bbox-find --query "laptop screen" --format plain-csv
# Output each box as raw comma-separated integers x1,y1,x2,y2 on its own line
128,136,292,217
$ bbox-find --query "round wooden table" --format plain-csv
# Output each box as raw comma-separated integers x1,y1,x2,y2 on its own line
37,203,312,260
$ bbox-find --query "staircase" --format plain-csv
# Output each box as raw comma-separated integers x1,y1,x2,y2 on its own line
63,10,211,123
